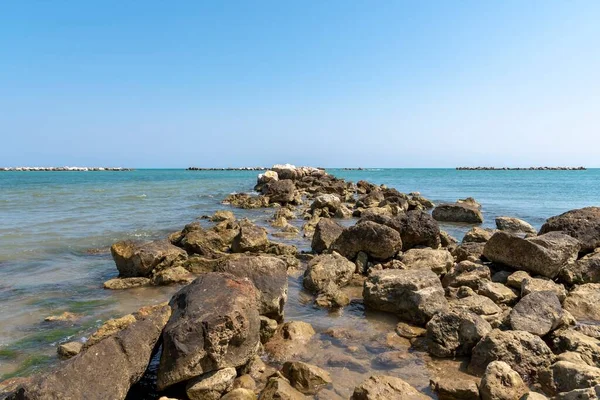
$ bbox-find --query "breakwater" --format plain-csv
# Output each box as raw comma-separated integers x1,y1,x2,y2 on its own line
0,166,133,171
186,166,267,171
456,166,586,171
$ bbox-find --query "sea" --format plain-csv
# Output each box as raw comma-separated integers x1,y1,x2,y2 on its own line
0,168,598,396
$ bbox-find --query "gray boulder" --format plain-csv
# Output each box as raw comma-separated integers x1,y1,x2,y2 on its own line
303,252,355,293
426,310,492,357
539,207,600,254
311,218,344,254
509,291,563,336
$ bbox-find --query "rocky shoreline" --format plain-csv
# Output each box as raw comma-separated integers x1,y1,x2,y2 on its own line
0,167,133,172
187,167,268,171
456,166,587,171
3,164,600,399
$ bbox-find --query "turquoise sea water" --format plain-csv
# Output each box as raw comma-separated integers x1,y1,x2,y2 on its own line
0,168,598,386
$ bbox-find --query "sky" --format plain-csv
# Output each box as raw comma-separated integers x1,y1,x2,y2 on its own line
1,1,599,168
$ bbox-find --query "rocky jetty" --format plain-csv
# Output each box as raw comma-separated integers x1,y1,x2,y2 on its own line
456,166,586,170
5,163,600,400
187,167,267,171
0,166,132,171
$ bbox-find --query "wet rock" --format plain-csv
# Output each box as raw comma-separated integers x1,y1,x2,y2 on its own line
151,266,195,285
433,203,483,224
13,304,171,400
452,242,485,262
224,193,270,209
111,239,188,278
363,268,448,325
262,179,296,204
216,255,288,321
181,229,229,256
186,367,237,400
326,353,369,373
539,361,600,395
282,361,332,394
85,314,137,348
479,361,528,400
469,329,555,381
483,231,580,278
400,248,454,275
426,310,492,357
395,322,426,339
264,321,315,363
539,207,600,254
43,311,79,322
314,282,350,308
231,223,269,253
260,376,307,400
560,249,600,285
458,197,481,210
521,277,567,302
350,375,429,400
331,221,402,261
259,316,278,344
430,377,480,400
442,261,491,289
157,273,260,390
221,388,257,400
495,216,537,235
509,291,563,336
550,328,600,368
311,218,344,254
476,281,518,305
303,252,355,293
103,277,151,290
563,283,600,322
57,341,83,359
463,227,496,243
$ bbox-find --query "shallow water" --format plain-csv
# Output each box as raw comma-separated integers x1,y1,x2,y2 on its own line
1,168,599,394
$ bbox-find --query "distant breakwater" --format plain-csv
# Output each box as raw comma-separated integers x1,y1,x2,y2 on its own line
456,166,586,171
0,167,133,171
186,167,267,171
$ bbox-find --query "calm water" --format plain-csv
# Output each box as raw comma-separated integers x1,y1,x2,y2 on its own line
1,168,598,393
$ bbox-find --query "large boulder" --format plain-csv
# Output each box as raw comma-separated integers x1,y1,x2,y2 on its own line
263,321,315,363
453,242,485,262
539,207,600,254
469,329,555,381
260,377,306,400
186,367,237,400
521,277,567,302
303,252,355,293
563,283,600,322
400,248,454,275
496,216,537,235
363,269,448,325
433,203,483,224
331,221,402,261
463,227,496,243
550,328,600,368
215,255,288,321
509,291,563,336
540,361,600,395
426,310,492,357
350,375,429,400
231,223,269,253
483,231,580,278
157,273,261,390
311,218,344,254
262,179,296,204
12,304,171,400
559,249,600,285
111,239,187,278
479,361,528,400
397,210,441,250
442,261,491,289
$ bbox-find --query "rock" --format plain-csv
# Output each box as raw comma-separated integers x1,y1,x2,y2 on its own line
259,316,278,344
551,328,600,368
554,386,600,400
540,361,600,395
282,361,332,394
509,291,563,336
13,304,171,400
210,210,235,222
181,229,230,256
110,239,188,278
433,203,484,224
463,227,496,243
262,179,296,204
151,266,195,286
560,249,600,285
103,277,151,290
439,230,459,249
43,311,79,322
458,197,481,210
469,329,555,381
395,322,426,339
221,388,257,400
521,393,549,400
85,314,137,348
57,341,83,359
495,216,537,235
223,193,270,209
400,248,454,275
539,207,600,254
186,367,237,400
521,277,567,302
452,242,485,262
479,361,528,400
397,210,441,250
263,321,315,363
157,273,261,390
231,223,269,253
314,282,350,308
310,194,343,213
260,377,307,400
506,271,531,289
303,252,355,293
331,221,402,261
256,170,279,189
356,190,385,208
442,261,491,289
483,231,580,278
476,281,518,305
450,294,503,321
563,283,600,322
350,375,429,400
426,310,492,357
430,377,480,400
311,218,344,254
363,268,448,325
327,354,369,373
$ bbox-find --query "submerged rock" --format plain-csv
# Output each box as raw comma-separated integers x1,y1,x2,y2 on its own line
263,321,315,363
539,207,600,254
350,375,429,399
282,361,332,394
157,273,261,390
103,277,151,290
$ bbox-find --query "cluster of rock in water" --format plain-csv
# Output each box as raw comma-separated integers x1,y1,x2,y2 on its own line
3,163,600,399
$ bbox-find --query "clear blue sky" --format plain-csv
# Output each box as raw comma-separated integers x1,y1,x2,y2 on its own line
1,1,599,168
